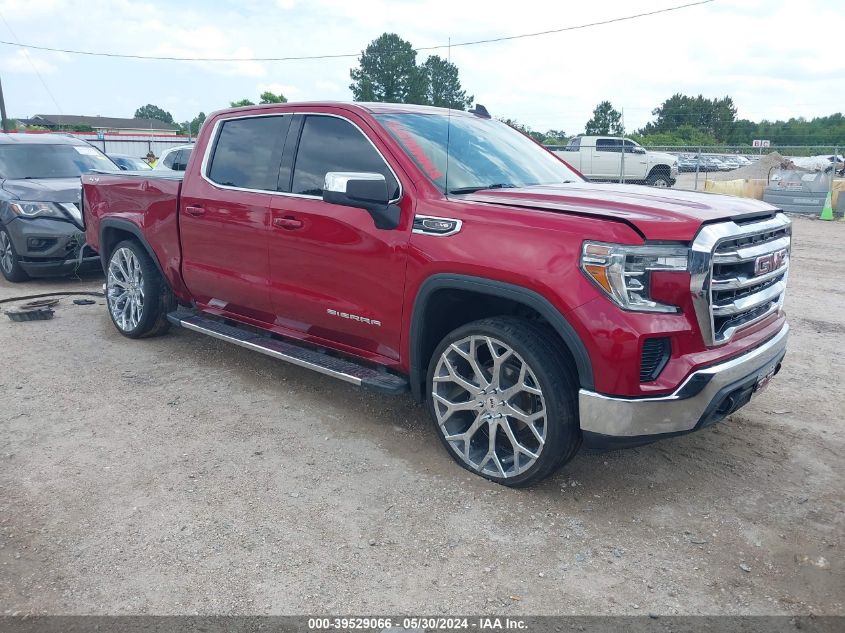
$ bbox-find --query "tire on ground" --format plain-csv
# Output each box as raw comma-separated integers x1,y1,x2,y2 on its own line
646,169,672,187
0,226,30,282
106,239,174,339
426,316,581,487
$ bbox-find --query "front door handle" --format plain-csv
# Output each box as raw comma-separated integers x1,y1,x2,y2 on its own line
273,217,304,230
184,206,205,217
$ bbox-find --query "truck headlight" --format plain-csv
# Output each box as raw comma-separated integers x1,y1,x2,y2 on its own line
9,201,82,225
581,242,689,313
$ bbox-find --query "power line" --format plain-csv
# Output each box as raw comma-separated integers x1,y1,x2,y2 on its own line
0,0,714,63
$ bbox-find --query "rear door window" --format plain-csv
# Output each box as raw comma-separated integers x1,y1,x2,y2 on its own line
161,149,177,169
172,148,192,171
291,115,399,199
595,139,622,152
207,116,290,190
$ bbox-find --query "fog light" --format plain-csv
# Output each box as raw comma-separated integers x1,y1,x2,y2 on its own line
27,237,56,251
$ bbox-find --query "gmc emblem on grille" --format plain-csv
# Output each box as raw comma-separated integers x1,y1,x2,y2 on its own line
754,248,788,276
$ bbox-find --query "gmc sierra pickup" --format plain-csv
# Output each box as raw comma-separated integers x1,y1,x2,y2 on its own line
83,102,791,487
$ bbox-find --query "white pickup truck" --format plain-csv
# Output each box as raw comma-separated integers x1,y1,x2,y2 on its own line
553,136,678,188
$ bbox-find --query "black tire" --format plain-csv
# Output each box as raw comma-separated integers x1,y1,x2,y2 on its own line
0,226,30,282
646,170,672,188
426,316,581,487
105,239,174,339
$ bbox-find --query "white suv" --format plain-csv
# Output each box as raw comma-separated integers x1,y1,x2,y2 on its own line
154,145,193,172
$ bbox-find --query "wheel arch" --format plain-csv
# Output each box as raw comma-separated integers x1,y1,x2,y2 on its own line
99,219,166,279
408,274,594,401
648,164,672,178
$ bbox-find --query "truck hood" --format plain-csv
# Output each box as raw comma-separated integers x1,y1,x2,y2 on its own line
462,183,778,241
1,178,82,203
648,151,678,165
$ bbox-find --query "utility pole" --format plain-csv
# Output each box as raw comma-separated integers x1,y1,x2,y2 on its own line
619,108,625,184
0,74,11,133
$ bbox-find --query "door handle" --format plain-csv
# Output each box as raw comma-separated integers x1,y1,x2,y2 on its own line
273,217,304,230
184,206,205,217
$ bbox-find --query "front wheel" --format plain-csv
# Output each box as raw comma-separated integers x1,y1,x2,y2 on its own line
0,226,30,282
426,317,581,487
106,240,173,338
646,171,673,188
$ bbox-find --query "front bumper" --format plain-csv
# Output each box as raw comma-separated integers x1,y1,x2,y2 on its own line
579,323,789,448
5,216,101,277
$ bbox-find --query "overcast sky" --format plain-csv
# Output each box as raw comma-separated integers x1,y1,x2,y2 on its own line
0,0,842,134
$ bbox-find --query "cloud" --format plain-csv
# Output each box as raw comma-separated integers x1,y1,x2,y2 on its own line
0,49,57,74
0,0,841,130
0,0,66,20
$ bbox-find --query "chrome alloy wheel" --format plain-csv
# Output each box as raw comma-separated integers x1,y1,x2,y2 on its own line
0,231,13,274
107,247,144,332
432,335,547,478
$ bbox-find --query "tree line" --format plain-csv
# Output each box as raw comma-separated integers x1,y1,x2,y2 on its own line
575,95,844,147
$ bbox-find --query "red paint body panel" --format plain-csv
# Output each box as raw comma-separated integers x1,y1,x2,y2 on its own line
82,101,788,400
83,173,190,299
463,183,779,241
179,171,276,322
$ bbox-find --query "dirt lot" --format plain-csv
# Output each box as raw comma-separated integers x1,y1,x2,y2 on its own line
0,216,842,616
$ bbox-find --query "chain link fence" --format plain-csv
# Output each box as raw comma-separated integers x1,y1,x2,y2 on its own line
548,138,843,215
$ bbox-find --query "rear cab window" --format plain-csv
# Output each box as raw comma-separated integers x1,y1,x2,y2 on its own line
207,116,291,190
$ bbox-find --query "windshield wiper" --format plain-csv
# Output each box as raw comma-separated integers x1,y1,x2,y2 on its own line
448,183,518,195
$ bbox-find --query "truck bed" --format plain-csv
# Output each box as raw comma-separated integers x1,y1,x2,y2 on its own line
82,170,185,294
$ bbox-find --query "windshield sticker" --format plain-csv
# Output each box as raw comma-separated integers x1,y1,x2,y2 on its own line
384,119,443,180
73,146,101,157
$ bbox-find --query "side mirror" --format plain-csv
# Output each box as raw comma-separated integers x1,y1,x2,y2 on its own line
322,172,400,230
632,147,647,154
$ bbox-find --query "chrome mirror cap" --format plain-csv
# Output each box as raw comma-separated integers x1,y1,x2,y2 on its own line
324,172,386,194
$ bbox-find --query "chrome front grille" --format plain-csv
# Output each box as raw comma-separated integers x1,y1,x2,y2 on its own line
690,213,791,346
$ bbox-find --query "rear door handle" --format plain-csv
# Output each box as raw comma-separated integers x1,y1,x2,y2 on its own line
273,217,304,230
184,206,205,217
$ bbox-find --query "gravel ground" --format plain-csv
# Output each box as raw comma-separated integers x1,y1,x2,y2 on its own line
0,216,842,616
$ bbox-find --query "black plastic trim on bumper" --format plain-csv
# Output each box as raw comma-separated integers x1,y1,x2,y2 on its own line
19,255,102,277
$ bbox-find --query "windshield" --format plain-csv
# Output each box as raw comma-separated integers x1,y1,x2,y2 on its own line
376,113,582,194
0,144,118,179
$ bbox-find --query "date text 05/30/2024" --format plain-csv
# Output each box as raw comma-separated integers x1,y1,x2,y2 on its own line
308,617,528,630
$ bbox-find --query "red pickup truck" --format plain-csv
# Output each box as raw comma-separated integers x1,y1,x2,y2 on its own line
82,102,790,486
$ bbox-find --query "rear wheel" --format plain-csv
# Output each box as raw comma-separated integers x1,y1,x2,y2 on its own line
106,240,173,338
426,317,581,487
0,226,30,282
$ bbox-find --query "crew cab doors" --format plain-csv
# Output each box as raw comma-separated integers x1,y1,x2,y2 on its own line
592,139,649,180
180,109,410,363
268,113,409,362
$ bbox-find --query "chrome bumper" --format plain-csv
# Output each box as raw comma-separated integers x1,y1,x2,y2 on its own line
579,324,789,442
